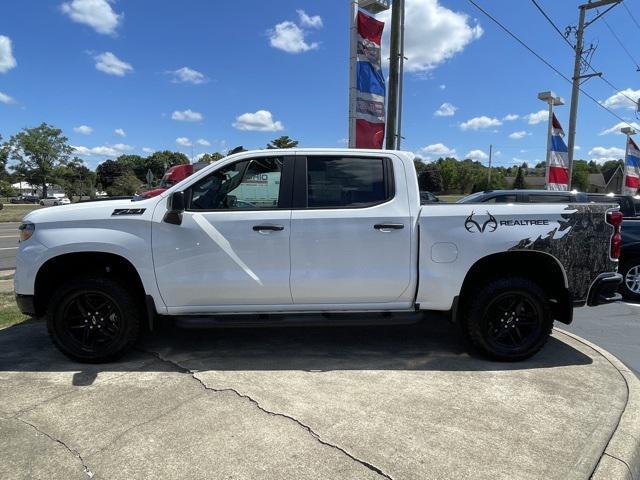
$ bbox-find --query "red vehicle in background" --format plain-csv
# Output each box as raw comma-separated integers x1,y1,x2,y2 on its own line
139,163,206,199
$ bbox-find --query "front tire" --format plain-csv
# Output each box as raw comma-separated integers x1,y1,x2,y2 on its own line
463,277,553,361
47,277,141,363
620,258,640,301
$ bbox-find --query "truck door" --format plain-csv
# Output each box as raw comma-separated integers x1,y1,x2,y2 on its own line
152,156,294,311
289,154,413,305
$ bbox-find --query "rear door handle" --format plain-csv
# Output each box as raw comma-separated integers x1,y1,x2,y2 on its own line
253,224,284,232
374,223,404,231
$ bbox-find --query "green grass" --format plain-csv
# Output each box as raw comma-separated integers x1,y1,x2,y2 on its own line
0,274,14,281
0,204,43,223
0,292,28,329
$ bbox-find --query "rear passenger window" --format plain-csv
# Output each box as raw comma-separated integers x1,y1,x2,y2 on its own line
484,195,516,203
528,194,571,203
306,157,392,208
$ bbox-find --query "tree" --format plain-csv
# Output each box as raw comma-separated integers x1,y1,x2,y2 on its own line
435,157,459,193
199,152,225,163
145,150,189,180
267,136,298,149
6,123,73,198
571,160,590,192
601,159,624,183
115,154,147,183
107,171,142,196
513,167,527,189
56,158,96,198
96,159,127,191
418,167,443,192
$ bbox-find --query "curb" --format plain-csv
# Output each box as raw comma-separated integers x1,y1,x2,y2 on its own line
555,328,640,480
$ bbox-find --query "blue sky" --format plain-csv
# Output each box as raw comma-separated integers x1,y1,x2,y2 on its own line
1,0,639,169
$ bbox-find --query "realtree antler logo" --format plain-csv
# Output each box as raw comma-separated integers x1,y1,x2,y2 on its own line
465,211,498,233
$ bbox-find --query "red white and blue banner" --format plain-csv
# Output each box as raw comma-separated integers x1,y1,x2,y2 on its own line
355,10,385,149
623,137,640,195
546,114,570,191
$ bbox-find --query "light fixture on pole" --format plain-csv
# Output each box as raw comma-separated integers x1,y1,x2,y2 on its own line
538,91,565,190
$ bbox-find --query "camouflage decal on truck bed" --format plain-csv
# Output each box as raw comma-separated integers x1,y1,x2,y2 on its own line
509,203,617,302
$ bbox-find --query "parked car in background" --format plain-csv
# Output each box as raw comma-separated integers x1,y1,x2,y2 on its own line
15,148,621,363
10,195,39,204
586,193,638,218
39,195,70,206
419,191,440,204
139,162,209,199
458,189,587,204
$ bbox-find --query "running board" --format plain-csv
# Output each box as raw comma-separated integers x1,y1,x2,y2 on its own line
171,311,446,329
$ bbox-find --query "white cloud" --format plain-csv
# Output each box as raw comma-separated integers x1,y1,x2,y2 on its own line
434,102,457,117
142,147,154,154
72,143,131,157
114,128,126,137
589,146,626,163
417,143,456,159
94,52,133,76
509,130,529,139
297,10,323,29
503,114,519,121
176,137,192,147
73,125,93,135
0,36,17,73
61,0,122,35
599,121,640,135
0,91,16,104
196,138,211,146
171,109,203,122
524,109,548,125
269,21,319,53
465,149,488,161
233,110,284,132
460,115,501,130
378,0,482,73
601,88,640,110
439,84,446,90
166,66,208,85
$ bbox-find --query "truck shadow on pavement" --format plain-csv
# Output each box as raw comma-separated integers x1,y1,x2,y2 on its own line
0,318,593,387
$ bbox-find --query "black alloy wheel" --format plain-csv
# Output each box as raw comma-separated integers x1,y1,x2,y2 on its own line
464,277,553,361
47,277,141,363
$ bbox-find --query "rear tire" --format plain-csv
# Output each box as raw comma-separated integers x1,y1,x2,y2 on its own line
463,277,553,361
620,258,640,301
46,276,141,363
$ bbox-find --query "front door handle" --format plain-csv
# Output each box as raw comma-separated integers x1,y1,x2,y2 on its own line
253,224,284,232
374,223,404,231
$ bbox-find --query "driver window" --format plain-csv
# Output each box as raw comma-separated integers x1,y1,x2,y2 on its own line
187,157,282,210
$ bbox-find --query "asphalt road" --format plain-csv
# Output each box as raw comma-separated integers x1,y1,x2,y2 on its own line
567,301,640,374
0,223,18,271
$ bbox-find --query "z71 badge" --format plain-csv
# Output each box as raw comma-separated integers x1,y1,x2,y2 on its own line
112,208,146,216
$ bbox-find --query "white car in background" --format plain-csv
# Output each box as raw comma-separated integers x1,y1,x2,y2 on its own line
39,195,70,206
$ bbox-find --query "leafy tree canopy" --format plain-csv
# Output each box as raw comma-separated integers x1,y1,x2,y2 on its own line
267,136,299,149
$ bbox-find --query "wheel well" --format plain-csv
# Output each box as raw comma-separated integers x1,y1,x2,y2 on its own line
34,252,147,318
457,251,572,324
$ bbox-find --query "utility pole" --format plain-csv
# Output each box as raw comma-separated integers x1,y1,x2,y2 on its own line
567,0,621,188
487,144,493,186
385,0,405,150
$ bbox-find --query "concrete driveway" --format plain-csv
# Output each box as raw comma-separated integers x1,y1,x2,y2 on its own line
0,318,631,479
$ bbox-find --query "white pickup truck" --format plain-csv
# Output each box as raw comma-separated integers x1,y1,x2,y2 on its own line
14,149,622,363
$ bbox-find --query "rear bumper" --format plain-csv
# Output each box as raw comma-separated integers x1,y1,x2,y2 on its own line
587,273,623,306
15,294,36,316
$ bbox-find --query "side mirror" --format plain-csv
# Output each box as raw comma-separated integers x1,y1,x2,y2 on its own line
164,191,185,225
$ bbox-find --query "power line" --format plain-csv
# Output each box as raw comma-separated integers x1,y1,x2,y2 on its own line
601,15,640,70
623,1,640,31
529,0,638,111
530,0,574,49
465,0,635,129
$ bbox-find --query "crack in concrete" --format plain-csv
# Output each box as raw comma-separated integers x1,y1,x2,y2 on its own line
141,348,394,480
17,417,94,478
601,453,634,478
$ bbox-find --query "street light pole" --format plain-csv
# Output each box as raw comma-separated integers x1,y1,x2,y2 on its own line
385,0,405,150
538,91,565,190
